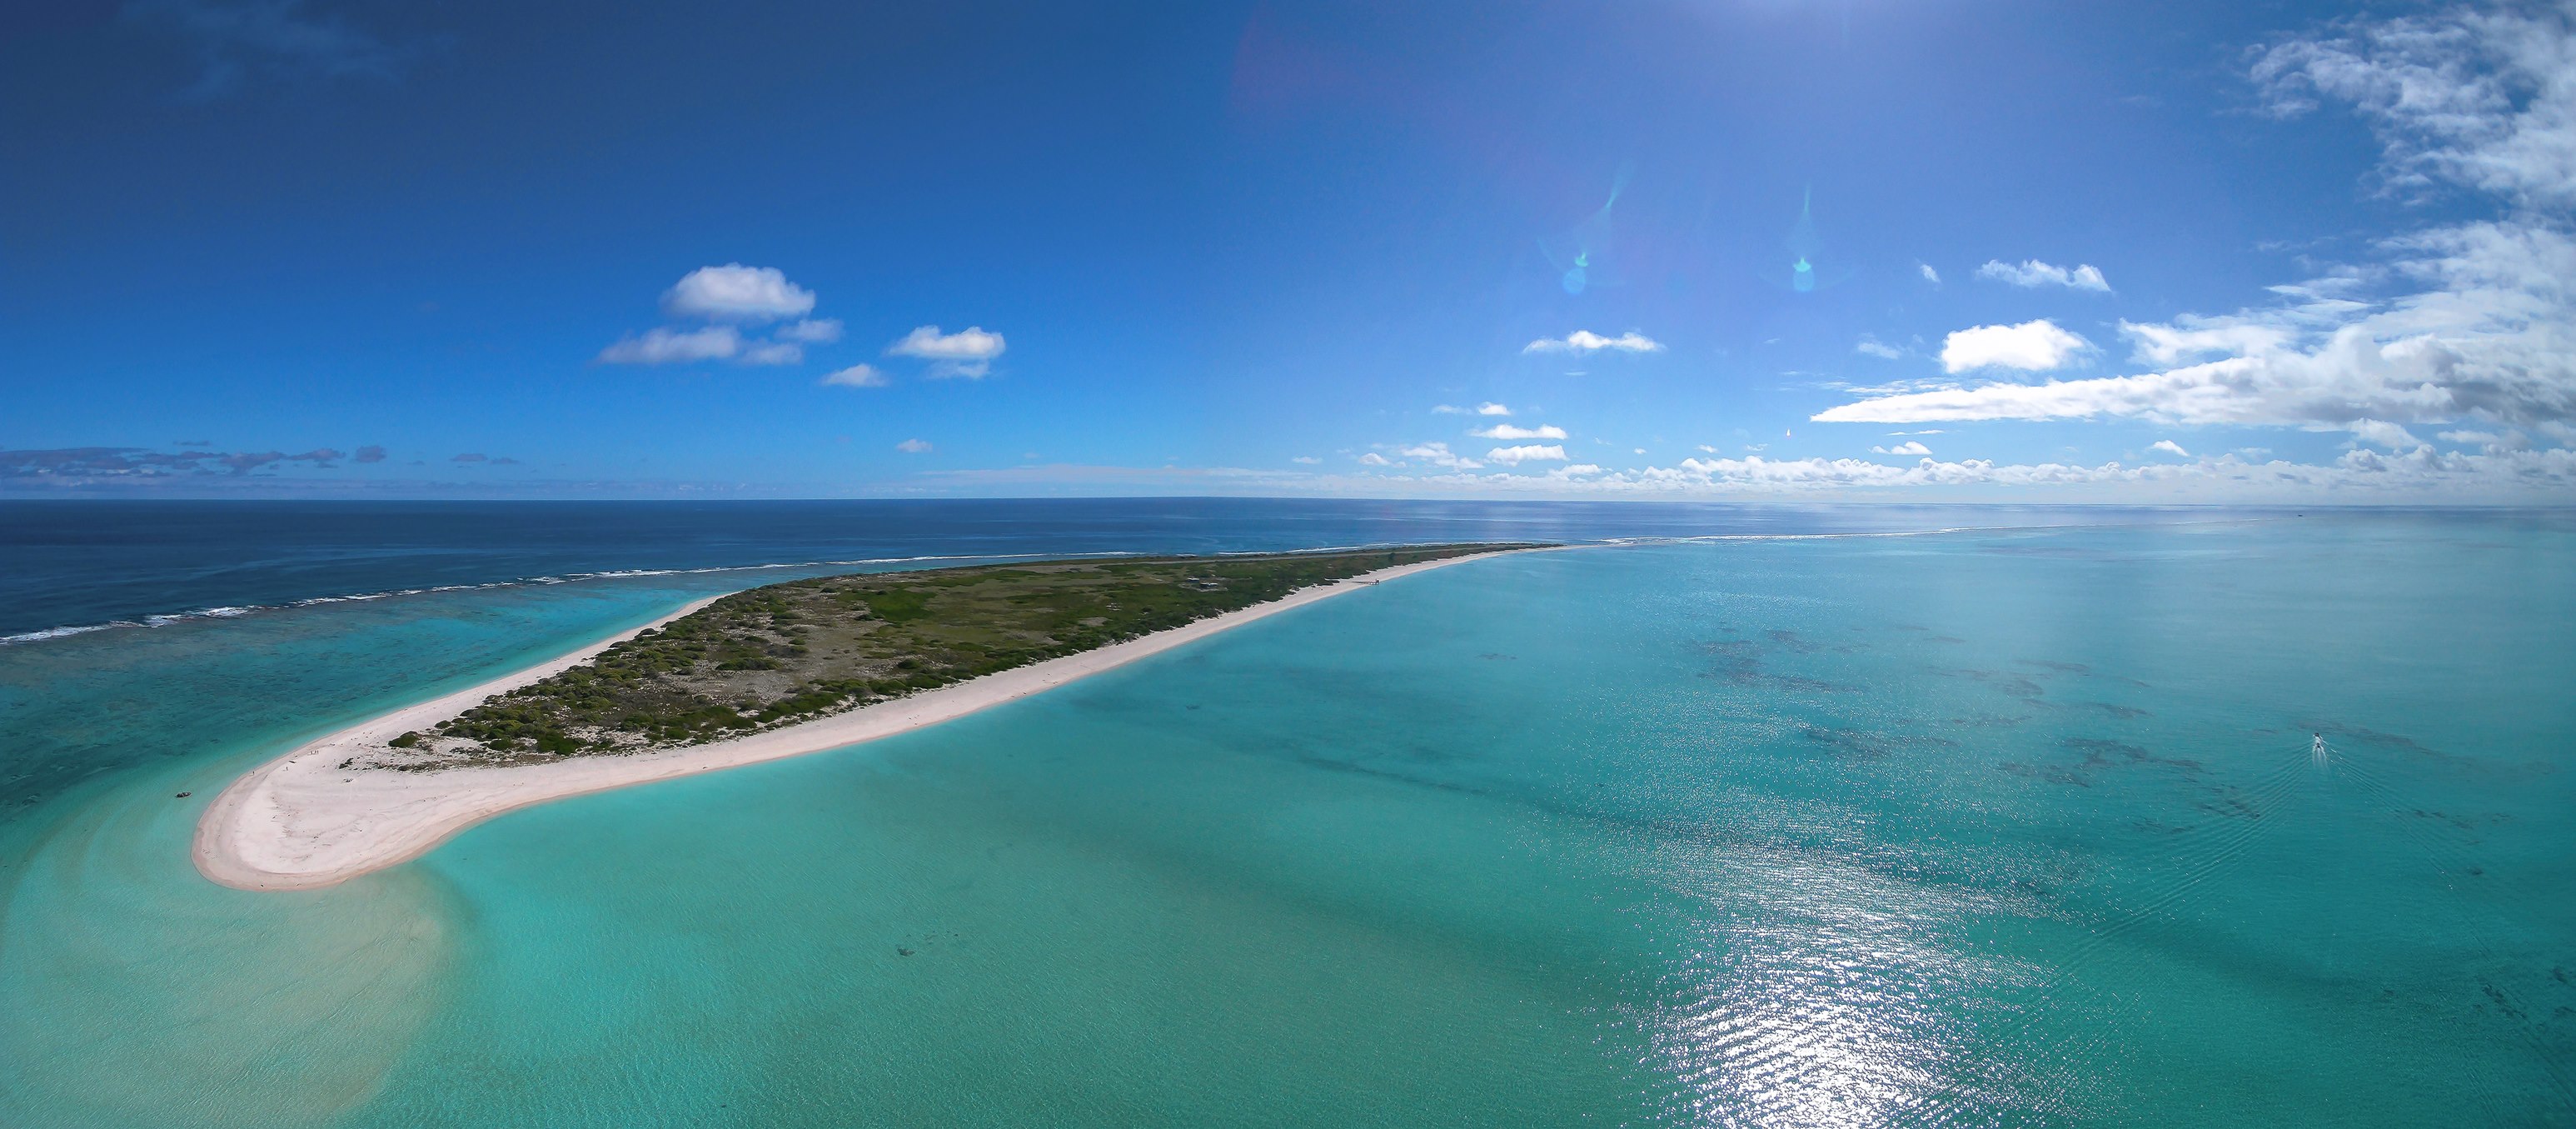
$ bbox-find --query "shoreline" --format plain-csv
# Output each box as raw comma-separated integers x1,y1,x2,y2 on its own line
193,549,1536,891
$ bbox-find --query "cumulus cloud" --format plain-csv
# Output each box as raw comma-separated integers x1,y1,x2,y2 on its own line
1433,402,1513,416
2437,428,2533,452
820,363,888,387
1872,441,1932,456
597,325,741,365
888,325,1005,360
1818,7,2576,452
1822,228,2576,435
1939,320,2092,372
1522,330,1663,354
1399,442,1483,469
1485,443,1568,465
2253,3,2576,211
1357,452,1392,466
2150,440,2192,457
1920,262,1942,284
2120,318,2293,366
1856,336,1903,359
894,438,933,454
1292,456,1320,464
739,341,803,366
662,265,816,322
354,445,386,463
2347,418,2424,450
1471,423,1568,440
888,325,1006,378
1328,448,2576,501
1976,259,2112,292
776,318,844,343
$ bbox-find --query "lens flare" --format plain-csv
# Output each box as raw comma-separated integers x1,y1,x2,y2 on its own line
1542,167,1632,295
1783,187,1846,293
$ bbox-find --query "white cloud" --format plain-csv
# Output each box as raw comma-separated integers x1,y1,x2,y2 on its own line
1471,423,1568,440
820,363,888,387
1816,8,2576,446
1872,441,1931,456
1976,259,2112,292
1919,262,1941,284
1432,402,1514,416
2150,440,2192,457
894,438,933,454
1357,452,1392,466
1821,219,2576,433
662,264,816,322
2254,5,2576,211
2437,428,2530,452
2346,419,2424,450
1887,429,1945,435
887,324,1005,360
739,341,803,366
1522,330,1663,354
1310,448,2576,501
1399,442,1482,469
776,318,844,343
1292,456,1321,464
1485,443,1568,465
965,446,2559,501
2120,318,2294,365
888,325,1006,379
1939,320,2093,372
1856,336,1903,359
597,325,741,365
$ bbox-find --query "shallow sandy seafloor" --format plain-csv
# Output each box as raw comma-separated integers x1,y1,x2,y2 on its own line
3,515,2571,1127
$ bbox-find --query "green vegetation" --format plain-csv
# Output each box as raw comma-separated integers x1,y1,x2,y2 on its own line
396,544,1532,767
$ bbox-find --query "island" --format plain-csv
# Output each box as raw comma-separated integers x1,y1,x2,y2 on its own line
194,544,1543,891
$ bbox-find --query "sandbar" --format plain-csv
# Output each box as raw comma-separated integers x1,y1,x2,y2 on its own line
194,550,1527,891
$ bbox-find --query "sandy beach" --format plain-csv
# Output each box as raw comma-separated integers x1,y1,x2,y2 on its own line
194,550,1527,891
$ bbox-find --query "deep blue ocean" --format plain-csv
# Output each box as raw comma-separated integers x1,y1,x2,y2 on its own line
1,500,2570,1127
0,498,2213,641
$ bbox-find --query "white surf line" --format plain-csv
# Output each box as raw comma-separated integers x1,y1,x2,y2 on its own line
194,548,1544,892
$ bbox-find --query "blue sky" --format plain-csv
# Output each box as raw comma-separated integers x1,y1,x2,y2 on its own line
4,1,2571,501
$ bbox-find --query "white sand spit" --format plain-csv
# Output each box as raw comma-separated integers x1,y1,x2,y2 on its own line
195,551,1529,890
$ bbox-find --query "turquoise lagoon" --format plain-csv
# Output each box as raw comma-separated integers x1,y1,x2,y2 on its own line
2,513,2572,1126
